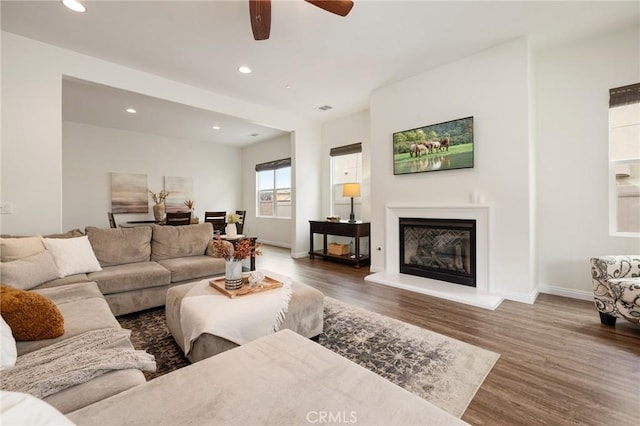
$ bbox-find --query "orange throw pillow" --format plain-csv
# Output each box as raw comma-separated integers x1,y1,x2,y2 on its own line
0,285,64,341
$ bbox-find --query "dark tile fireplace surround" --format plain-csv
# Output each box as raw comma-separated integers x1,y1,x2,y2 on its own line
399,218,476,287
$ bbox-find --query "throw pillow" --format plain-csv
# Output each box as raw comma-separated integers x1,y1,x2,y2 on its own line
42,236,102,277
0,236,45,262
0,251,60,290
0,391,75,425
0,316,17,370
0,286,64,341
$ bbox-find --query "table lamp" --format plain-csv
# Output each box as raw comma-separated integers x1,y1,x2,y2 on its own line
342,183,361,223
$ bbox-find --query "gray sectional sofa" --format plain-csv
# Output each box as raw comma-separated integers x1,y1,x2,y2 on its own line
37,223,226,316
1,223,228,414
17,282,148,414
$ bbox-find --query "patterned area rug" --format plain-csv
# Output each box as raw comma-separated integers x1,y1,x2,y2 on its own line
118,296,499,417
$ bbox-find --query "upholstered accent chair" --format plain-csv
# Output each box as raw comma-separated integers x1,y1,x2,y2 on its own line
591,255,640,326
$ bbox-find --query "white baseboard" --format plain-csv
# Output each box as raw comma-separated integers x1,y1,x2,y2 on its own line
291,251,309,259
259,240,291,249
538,285,593,301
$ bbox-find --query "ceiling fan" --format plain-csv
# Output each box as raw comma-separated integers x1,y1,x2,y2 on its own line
249,0,354,40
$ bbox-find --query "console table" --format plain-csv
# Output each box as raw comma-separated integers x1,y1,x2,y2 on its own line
309,220,370,268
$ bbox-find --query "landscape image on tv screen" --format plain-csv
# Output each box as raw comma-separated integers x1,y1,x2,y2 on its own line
393,116,474,175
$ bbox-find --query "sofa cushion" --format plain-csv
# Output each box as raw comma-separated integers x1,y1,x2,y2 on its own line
151,223,213,261
86,226,152,267
36,273,90,289
0,251,60,290
87,262,171,295
0,285,65,341
157,256,226,283
18,282,119,356
43,369,146,415
0,236,45,262
43,236,103,277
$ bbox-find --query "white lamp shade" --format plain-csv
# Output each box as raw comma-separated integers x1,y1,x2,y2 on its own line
342,183,361,197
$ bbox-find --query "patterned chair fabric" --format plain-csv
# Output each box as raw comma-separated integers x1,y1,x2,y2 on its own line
590,255,640,326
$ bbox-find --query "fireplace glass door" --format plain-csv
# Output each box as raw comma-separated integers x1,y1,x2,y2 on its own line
399,218,476,287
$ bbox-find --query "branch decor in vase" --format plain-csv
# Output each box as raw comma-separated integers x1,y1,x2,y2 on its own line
225,212,243,237
184,199,197,223
148,189,169,222
209,235,261,290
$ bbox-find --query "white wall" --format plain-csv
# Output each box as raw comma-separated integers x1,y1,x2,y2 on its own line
1,32,321,257
241,134,292,247
369,38,536,302
62,122,240,231
535,24,640,299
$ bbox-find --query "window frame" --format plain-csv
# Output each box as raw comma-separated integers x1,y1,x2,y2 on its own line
256,158,292,219
330,143,362,217
608,83,640,237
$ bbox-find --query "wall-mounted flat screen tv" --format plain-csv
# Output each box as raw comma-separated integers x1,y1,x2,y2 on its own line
393,116,474,175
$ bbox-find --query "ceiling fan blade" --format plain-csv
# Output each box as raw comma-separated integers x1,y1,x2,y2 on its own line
304,0,354,17
249,0,271,40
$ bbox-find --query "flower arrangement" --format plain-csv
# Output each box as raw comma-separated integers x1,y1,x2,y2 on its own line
184,199,195,210
226,212,243,224
209,235,261,261
148,189,169,204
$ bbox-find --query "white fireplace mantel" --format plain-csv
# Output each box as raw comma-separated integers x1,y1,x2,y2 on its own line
365,204,503,310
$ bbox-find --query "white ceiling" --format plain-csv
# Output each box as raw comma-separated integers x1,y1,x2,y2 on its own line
3,0,639,145
62,78,289,146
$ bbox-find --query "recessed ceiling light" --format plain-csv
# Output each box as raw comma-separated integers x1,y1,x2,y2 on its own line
212,126,221,130
238,66,252,74
61,0,86,13
126,108,137,114
285,84,292,89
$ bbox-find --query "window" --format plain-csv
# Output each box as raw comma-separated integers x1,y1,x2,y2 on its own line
330,143,362,218
256,158,291,218
609,83,640,235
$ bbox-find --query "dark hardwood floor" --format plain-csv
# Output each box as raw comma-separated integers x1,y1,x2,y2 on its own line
257,245,639,426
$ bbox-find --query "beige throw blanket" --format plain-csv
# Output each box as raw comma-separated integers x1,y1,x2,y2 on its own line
0,328,156,399
180,274,293,355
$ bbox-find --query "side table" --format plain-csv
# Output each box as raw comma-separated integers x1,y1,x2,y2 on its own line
309,220,370,268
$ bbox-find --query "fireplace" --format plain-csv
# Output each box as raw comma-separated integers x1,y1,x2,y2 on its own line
399,218,476,287
365,204,501,310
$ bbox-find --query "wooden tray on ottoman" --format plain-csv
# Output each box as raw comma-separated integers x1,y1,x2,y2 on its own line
209,275,283,299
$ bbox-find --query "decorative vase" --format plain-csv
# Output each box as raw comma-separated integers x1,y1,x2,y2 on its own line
224,259,243,290
225,223,237,238
153,203,165,222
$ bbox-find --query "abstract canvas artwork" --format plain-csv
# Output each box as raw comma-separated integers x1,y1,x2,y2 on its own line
164,176,194,213
110,173,148,213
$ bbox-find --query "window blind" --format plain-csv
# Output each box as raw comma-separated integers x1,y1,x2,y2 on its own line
255,158,291,172
330,143,362,157
610,83,640,108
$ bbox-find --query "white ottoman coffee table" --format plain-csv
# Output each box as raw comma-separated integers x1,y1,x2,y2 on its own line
166,274,324,363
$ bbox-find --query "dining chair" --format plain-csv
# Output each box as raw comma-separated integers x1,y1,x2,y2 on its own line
107,212,117,228
235,210,247,234
204,211,226,234
165,211,192,226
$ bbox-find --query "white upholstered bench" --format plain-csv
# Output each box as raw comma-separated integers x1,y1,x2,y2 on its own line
166,277,324,362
